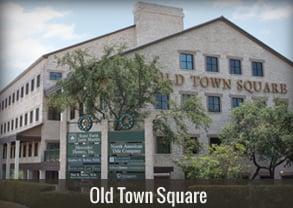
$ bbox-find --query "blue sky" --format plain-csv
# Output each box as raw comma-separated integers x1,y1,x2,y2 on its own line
0,0,292,90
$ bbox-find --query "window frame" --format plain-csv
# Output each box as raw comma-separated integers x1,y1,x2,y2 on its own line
229,58,242,75
251,61,264,77
179,53,194,70
207,95,221,112
49,72,63,81
206,56,219,72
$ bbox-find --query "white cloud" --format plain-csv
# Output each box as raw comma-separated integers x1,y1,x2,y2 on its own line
231,0,293,21
0,2,85,88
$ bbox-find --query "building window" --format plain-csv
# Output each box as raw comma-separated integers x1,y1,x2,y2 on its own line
231,97,244,108
16,90,19,101
30,110,33,123
31,79,34,91
4,123,6,133
15,118,18,129
24,113,28,125
23,143,26,157
11,120,14,131
207,96,221,112
229,59,241,75
70,108,75,120
35,108,39,121
3,144,7,159
20,116,23,128
28,143,32,157
9,96,11,106
206,56,218,72
5,98,7,108
25,83,29,95
21,86,24,98
37,74,41,87
252,61,263,76
181,94,195,106
155,94,169,110
50,72,62,80
0,124,3,135
179,53,194,70
48,107,61,120
7,122,10,132
1,100,4,110
12,93,15,103
34,143,38,156
156,137,171,154
209,137,221,149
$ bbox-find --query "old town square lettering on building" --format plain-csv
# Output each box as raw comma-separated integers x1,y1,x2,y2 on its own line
161,73,288,94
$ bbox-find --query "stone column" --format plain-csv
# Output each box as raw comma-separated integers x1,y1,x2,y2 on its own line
6,142,11,179
101,120,108,179
59,108,68,179
0,144,3,179
14,140,20,179
145,116,154,179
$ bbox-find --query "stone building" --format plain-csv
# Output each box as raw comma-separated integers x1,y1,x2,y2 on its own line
0,2,292,180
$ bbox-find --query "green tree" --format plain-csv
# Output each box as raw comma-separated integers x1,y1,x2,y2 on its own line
49,46,173,130
220,99,293,179
178,144,246,179
49,46,211,147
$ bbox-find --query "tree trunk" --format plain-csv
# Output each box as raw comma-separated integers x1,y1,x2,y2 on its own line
251,167,260,179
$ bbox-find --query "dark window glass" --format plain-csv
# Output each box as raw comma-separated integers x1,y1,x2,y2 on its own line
155,94,169,110
23,143,26,157
156,137,171,154
30,111,33,123
34,143,38,156
252,61,263,76
16,90,19,101
1,100,4,110
70,108,75,120
230,59,241,74
9,96,11,106
180,53,194,70
25,83,29,95
47,143,59,150
31,79,34,91
0,124,3,135
208,96,221,112
15,118,18,129
7,122,10,132
206,56,219,72
28,143,32,157
4,123,6,133
210,137,221,146
20,116,23,127
5,98,7,108
3,144,7,159
21,86,24,98
50,72,62,80
48,107,61,121
11,120,14,131
35,108,39,121
37,74,41,87
12,93,15,103
24,113,28,125
232,97,244,108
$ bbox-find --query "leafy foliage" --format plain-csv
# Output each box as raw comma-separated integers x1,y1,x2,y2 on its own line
220,98,293,178
48,46,172,130
153,96,211,155
179,144,247,179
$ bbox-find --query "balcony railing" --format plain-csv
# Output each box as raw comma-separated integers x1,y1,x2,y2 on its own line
44,149,59,161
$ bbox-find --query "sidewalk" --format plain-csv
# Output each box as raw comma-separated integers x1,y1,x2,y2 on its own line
0,200,29,208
